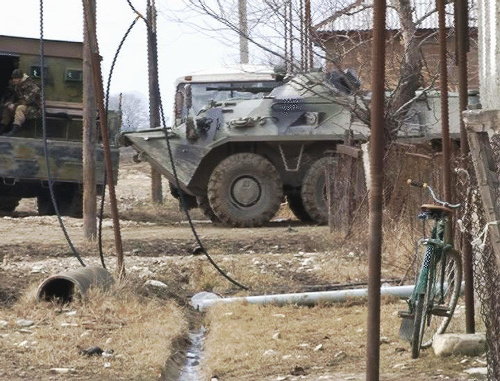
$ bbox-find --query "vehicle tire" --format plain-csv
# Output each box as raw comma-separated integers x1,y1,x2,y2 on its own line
197,196,220,223
420,249,462,349
37,185,83,218
37,192,56,216
0,196,21,213
411,293,425,359
301,156,337,225
287,193,312,222
207,153,283,227
58,186,83,218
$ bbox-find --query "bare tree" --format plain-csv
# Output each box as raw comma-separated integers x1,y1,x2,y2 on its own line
177,0,474,143
109,92,150,131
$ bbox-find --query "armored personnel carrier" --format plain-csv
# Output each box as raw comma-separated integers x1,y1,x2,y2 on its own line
121,68,473,227
121,71,370,227
0,35,120,217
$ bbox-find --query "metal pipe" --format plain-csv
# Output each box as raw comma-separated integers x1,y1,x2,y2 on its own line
367,0,386,378
455,0,475,334
437,0,452,202
193,285,416,310
36,266,114,303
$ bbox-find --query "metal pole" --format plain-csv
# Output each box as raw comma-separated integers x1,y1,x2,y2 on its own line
82,0,125,278
239,0,249,64
437,0,452,202
147,0,163,204
305,0,313,70
366,0,386,379
82,0,97,240
456,0,475,334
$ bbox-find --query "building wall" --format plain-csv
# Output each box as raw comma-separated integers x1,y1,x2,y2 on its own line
321,30,479,93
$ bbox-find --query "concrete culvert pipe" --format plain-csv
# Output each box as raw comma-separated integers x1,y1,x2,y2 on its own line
36,266,114,303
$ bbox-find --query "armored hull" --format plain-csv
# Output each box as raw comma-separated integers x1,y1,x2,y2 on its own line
121,73,472,227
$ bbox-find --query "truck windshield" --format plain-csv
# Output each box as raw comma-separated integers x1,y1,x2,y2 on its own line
176,80,281,120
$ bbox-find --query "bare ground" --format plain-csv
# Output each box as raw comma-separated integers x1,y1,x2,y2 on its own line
0,151,487,380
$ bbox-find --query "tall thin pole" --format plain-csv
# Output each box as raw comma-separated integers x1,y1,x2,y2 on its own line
82,0,125,277
437,0,451,202
239,0,249,64
82,0,97,240
366,0,386,378
147,0,163,203
456,0,475,334
305,0,312,70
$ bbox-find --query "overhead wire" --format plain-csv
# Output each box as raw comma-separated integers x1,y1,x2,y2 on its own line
38,0,86,267
97,16,142,270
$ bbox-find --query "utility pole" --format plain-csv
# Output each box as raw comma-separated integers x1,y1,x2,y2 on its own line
147,0,163,203
82,0,97,239
239,0,249,64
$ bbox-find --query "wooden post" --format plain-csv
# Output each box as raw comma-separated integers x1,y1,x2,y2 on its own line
147,0,163,204
464,110,500,271
82,0,125,277
82,0,97,240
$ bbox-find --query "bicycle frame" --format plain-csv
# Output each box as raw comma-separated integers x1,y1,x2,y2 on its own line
411,211,453,310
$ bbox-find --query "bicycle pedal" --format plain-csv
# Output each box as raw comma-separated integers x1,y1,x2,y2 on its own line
398,310,414,318
431,305,451,317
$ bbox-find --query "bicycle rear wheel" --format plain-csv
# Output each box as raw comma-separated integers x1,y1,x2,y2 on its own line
420,250,462,348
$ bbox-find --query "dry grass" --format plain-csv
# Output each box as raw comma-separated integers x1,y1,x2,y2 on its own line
0,278,188,381
201,301,484,381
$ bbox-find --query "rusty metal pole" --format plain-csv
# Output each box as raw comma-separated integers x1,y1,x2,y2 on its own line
366,0,386,378
456,0,475,334
147,0,163,204
82,0,97,240
82,0,125,277
437,0,452,202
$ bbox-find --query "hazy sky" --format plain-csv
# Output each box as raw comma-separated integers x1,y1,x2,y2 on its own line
0,0,242,120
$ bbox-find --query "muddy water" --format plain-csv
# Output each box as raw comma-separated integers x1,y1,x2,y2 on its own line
178,326,206,381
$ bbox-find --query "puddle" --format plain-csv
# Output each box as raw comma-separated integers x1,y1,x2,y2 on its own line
178,326,206,381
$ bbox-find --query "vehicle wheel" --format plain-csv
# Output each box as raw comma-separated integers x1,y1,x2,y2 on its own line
0,196,21,213
207,153,283,227
420,249,462,349
197,196,220,223
411,293,425,359
37,192,56,216
58,186,83,218
37,186,83,218
301,156,337,225
287,193,312,222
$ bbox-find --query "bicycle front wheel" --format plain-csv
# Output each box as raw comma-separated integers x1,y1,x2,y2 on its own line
411,293,425,359
420,249,462,349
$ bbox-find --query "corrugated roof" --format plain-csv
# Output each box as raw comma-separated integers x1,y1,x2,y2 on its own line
314,0,477,32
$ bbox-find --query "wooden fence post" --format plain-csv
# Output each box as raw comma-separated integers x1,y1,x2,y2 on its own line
464,109,500,271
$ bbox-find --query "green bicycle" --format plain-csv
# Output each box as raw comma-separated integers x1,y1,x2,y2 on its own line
399,180,463,359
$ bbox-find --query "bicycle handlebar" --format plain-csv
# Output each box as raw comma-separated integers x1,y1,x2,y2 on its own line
407,179,461,209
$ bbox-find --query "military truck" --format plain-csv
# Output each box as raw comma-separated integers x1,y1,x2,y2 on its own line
0,35,120,217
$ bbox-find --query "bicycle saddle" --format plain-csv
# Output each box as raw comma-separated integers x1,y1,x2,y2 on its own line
420,204,453,217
